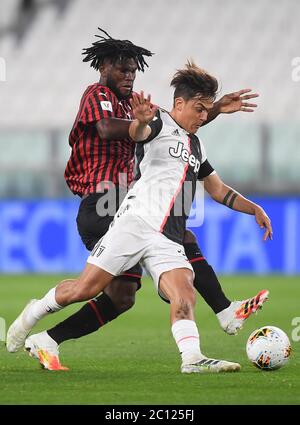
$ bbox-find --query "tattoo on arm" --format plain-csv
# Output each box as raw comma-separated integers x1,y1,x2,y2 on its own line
222,189,233,205
222,190,238,209
228,193,238,209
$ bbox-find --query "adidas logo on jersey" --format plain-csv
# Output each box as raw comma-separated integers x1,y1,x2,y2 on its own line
171,129,180,137
169,142,200,173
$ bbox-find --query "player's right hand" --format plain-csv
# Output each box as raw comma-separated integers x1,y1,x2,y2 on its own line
254,206,273,241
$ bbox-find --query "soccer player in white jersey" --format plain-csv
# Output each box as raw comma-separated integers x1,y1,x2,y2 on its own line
7,62,272,373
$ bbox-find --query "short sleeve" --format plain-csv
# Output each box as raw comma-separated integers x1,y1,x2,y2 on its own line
142,110,163,143
198,160,215,179
80,88,118,124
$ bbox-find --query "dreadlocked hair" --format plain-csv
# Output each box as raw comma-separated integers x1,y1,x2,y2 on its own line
171,60,219,101
82,28,154,72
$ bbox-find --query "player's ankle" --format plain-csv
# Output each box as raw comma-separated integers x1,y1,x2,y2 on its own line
216,302,233,322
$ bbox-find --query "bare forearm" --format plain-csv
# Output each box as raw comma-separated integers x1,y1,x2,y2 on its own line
219,187,273,240
214,186,258,215
96,118,132,140
203,89,259,126
129,119,150,142
224,190,257,214
205,175,272,240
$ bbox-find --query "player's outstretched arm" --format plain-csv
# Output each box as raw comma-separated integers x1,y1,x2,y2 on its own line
95,90,157,141
203,173,273,241
203,88,259,126
96,117,133,140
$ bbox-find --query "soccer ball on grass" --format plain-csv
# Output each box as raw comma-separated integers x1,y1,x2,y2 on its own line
246,326,291,370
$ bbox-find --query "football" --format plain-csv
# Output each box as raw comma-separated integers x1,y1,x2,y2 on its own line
246,326,292,370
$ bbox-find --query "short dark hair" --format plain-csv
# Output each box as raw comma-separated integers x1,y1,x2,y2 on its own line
82,28,154,72
171,60,219,101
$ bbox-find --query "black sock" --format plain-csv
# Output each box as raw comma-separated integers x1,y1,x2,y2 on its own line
183,242,231,314
47,292,119,345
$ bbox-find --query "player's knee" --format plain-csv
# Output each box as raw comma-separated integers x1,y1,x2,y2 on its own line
183,229,197,244
72,284,97,302
69,275,103,302
104,278,137,313
115,294,136,313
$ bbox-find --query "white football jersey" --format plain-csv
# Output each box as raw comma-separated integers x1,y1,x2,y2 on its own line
115,109,215,243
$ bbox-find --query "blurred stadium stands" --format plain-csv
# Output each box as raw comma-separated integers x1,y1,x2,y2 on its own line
0,0,300,197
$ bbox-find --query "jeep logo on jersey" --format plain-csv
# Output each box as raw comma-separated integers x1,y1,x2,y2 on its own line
169,142,200,173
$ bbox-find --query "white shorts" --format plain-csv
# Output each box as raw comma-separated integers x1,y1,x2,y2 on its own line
87,214,194,296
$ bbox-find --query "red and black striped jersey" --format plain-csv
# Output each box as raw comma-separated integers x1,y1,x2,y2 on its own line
65,83,135,195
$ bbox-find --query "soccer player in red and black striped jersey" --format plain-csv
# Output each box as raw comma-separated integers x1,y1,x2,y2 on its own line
62,29,152,334
6,29,269,367
65,52,137,196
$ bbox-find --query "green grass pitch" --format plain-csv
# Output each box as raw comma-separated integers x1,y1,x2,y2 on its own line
0,275,299,405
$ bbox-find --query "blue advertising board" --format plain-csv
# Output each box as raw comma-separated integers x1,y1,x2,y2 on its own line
0,198,299,274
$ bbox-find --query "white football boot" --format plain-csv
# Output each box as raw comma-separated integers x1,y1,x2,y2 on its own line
25,331,69,371
182,357,241,374
6,299,38,352
217,289,269,335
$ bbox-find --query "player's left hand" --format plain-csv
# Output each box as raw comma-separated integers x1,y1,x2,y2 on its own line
217,89,259,113
254,206,273,241
130,91,157,124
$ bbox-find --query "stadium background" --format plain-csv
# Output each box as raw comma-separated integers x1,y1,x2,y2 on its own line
1,0,300,275
0,0,300,406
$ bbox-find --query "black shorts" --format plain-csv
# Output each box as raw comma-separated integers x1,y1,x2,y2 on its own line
76,192,143,283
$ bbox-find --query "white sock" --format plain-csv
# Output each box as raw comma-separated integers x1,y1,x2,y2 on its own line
24,287,63,327
171,319,203,365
